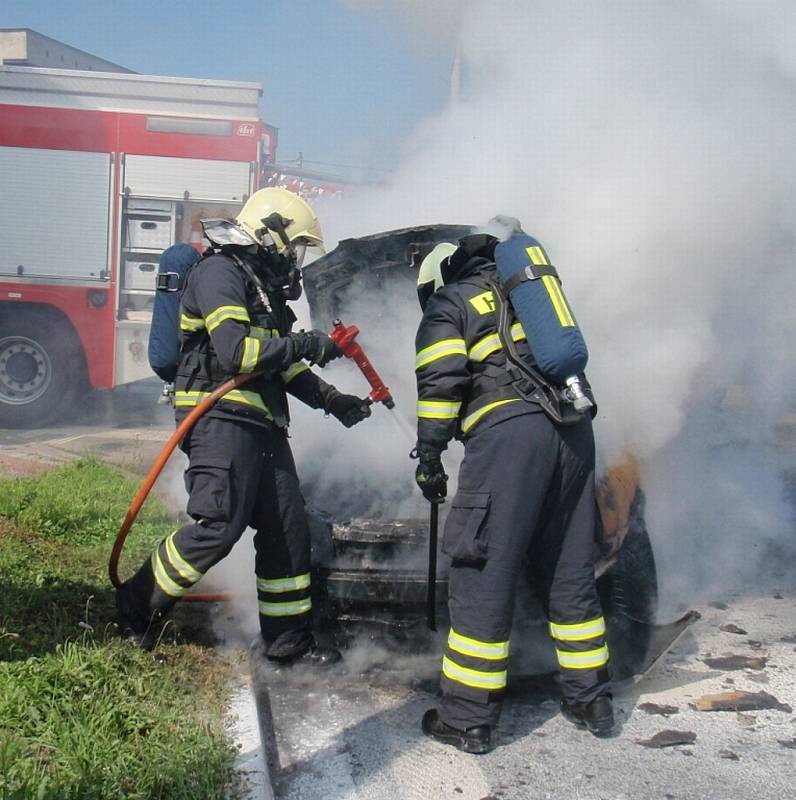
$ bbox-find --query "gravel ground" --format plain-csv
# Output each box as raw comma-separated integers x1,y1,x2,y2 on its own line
259,591,796,800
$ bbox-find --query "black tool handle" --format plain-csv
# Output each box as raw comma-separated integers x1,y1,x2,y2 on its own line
427,501,439,631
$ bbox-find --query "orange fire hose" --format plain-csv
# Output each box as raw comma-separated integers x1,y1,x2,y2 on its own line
108,373,257,602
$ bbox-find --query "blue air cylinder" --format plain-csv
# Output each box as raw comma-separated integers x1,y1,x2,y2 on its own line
494,234,589,386
148,243,201,383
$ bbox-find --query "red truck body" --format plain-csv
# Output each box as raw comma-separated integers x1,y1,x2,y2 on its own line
0,65,274,424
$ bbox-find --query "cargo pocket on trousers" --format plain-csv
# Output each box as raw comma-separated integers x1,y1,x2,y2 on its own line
185,456,232,523
442,491,491,563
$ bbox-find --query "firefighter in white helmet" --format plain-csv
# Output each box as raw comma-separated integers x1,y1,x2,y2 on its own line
118,188,371,663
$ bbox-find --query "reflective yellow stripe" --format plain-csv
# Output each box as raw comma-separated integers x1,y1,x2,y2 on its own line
174,389,273,419
250,326,279,340
257,573,311,593
525,244,574,327
448,629,509,661
179,313,205,332
468,323,526,362
461,398,520,432
442,656,507,690
164,533,202,585
281,361,310,384
415,338,467,370
174,390,210,407
549,616,606,642
468,333,501,362
241,336,260,372
151,549,186,598
542,275,575,327
556,645,610,670
526,245,548,266
258,598,312,617
417,399,462,420
205,305,250,332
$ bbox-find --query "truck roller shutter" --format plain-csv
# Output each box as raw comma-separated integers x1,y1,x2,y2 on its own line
123,155,251,202
0,146,111,281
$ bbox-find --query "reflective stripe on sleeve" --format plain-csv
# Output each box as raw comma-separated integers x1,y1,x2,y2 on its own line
249,326,279,340
281,361,310,384
461,398,520,432
257,573,311,593
415,338,467,370
549,616,606,642
179,313,205,332
241,336,260,372
151,549,187,598
258,598,312,617
205,305,250,332
448,629,509,661
417,399,462,420
555,645,610,670
442,656,507,690
164,533,202,585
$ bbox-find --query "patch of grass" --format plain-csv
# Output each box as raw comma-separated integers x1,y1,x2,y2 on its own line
0,458,174,546
0,461,242,800
0,638,239,800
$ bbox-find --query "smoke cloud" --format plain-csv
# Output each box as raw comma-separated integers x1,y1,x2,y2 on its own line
308,0,796,613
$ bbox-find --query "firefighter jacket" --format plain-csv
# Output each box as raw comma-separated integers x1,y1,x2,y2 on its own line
175,251,334,428
415,257,543,452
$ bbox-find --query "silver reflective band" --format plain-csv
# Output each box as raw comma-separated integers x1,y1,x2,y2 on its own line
257,573,311,593
549,616,606,642
442,656,507,690
555,645,610,670
258,598,312,617
448,629,509,661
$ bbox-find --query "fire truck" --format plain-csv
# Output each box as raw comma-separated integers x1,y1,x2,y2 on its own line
0,64,278,426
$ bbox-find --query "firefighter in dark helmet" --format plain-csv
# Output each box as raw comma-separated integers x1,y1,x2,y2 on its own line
414,232,612,753
117,188,371,665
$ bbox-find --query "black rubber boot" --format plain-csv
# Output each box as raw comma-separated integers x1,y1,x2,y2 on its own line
421,709,494,754
265,632,342,668
116,584,155,648
560,694,615,736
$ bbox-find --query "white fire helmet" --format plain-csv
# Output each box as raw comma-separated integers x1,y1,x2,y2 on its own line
235,187,325,257
416,242,458,310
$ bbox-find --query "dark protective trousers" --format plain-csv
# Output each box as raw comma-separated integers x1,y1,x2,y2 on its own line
439,411,610,730
123,414,314,655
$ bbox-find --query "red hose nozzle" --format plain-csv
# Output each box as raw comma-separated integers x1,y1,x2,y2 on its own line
329,319,395,408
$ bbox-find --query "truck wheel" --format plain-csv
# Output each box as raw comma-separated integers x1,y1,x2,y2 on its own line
0,311,84,428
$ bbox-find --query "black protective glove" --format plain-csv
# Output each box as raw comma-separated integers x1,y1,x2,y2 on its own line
327,392,372,428
290,330,343,368
414,446,448,504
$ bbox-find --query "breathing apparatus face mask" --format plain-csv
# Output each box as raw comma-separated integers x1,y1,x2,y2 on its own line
252,244,303,301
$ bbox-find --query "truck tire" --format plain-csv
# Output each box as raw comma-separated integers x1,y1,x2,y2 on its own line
0,309,86,428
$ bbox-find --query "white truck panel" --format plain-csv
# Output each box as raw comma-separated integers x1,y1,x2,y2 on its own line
123,154,252,202
0,65,261,120
0,146,111,280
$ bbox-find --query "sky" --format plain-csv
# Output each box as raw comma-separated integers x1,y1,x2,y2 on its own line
2,0,454,176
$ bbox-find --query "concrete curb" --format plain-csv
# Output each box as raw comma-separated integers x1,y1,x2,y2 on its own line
248,644,279,800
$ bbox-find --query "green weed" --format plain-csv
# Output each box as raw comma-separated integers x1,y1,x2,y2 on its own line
0,458,175,546
0,461,241,799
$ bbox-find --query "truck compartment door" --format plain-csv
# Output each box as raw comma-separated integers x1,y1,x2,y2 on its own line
122,155,252,201
0,146,112,281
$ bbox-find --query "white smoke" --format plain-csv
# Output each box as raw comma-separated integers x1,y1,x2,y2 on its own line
308,0,796,611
